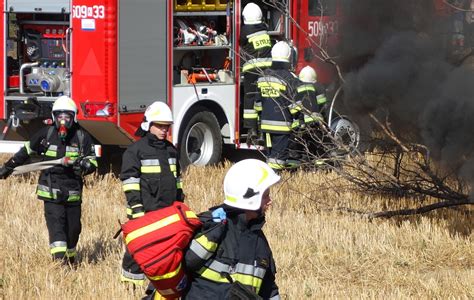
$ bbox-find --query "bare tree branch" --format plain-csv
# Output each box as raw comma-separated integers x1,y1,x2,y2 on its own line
245,0,474,218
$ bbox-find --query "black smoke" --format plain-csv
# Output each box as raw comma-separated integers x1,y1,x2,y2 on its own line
337,0,474,191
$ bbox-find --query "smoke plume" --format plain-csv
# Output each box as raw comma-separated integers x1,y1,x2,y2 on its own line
338,0,474,189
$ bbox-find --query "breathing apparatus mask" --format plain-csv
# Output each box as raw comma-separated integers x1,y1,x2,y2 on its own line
51,96,78,141
54,111,74,141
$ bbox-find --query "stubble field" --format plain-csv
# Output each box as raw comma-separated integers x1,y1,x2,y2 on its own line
0,156,473,299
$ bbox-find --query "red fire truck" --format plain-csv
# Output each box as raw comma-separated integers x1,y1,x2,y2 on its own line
0,0,348,166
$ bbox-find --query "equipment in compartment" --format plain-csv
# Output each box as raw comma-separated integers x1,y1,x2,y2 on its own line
175,51,233,85
174,0,229,11
172,4,233,86
6,14,70,96
22,26,69,94
174,18,229,46
187,67,218,83
180,67,233,84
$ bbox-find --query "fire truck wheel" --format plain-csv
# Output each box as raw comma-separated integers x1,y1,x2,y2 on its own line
329,115,360,156
179,109,222,168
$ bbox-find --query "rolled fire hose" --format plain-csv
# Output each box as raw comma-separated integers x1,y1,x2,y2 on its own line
11,156,92,176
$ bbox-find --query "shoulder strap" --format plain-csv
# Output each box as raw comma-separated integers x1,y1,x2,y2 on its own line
47,126,84,146
46,126,85,155
76,129,85,155
46,126,55,142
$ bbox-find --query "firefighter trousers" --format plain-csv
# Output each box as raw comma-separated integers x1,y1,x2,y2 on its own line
243,71,260,129
265,133,290,171
44,201,81,260
289,125,325,159
121,247,145,285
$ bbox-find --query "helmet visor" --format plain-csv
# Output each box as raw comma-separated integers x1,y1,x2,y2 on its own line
151,121,173,126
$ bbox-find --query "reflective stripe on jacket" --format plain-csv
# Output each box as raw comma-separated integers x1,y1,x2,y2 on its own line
240,23,272,63
184,208,280,300
10,125,97,204
257,66,299,134
294,82,327,127
120,133,184,213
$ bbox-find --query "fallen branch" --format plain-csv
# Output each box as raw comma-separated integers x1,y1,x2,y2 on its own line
367,198,473,219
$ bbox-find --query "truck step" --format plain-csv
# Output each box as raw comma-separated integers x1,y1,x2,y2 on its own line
0,140,24,153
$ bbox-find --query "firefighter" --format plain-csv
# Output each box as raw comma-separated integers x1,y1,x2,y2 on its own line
0,96,97,263
240,2,272,145
120,101,184,286
182,158,281,300
287,65,327,168
294,65,327,126
256,41,299,171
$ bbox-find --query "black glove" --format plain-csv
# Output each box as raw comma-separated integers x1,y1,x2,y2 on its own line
0,165,13,179
0,157,18,179
177,189,186,202
73,157,96,176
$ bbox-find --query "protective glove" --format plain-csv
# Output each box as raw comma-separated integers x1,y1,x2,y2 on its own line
0,165,13,179
0,157,17,179
72,157,95,176
211,207,227,223
177,189,186,202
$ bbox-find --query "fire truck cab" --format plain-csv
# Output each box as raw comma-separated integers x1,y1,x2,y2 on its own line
1,0,341,166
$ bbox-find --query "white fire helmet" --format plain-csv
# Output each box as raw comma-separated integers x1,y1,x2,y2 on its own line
52,96,78,124
271,41,291,63
140,101,174,131
223,159,281,211
242,2,263,25
299,65,317,83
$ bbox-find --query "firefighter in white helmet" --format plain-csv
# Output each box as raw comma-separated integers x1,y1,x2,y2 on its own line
295,65,328,121
241,2,272,146
297,66,327,117
0,95,97,263
255,41,299,171
287,65,328,168
120,101,185,286
178,159,281,299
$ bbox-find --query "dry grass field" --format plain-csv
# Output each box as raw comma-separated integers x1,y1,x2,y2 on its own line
0,156,473,299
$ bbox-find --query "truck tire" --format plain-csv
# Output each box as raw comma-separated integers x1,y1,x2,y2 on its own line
329,115,361,155
179,109,222,168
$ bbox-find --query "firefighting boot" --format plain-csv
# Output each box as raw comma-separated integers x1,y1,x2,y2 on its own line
286,149,302,169
65,248,77,264
52,251,66,262
255,130,265,146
